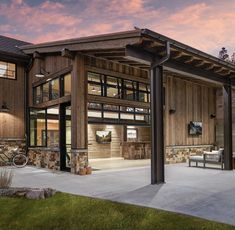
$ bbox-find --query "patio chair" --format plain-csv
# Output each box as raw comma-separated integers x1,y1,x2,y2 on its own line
189,148,224,169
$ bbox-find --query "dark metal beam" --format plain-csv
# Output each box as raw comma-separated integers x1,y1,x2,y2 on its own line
151,66,165,184
125,45,155,65
223,83,233,170
164,59,229,85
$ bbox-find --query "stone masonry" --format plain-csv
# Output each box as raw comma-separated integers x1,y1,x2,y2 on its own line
165,145,213,164
70,149,88,174
0,139,25,166
28,148,60,171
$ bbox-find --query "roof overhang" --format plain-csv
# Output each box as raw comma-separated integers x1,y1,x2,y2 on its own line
21,28,235,84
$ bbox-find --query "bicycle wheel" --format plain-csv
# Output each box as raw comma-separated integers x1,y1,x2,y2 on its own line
13,154,28,168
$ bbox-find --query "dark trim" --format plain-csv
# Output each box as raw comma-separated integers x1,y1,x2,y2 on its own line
88,118,150,126
151,65,165,184
0,51,29,63
33,95,71,109
32,66,72,87
223,83,233,170
164,59,228,85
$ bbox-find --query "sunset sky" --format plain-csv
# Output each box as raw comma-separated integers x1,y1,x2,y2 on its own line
0,0,234,57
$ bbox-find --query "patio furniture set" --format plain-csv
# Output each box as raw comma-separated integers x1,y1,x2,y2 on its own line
189,148,224,169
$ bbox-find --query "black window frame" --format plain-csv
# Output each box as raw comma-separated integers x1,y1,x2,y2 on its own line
87,71,150,103
29,106,60,148
33,73,71,105
0,60,17,80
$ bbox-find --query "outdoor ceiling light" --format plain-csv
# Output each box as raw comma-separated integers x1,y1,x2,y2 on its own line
0,102,10,113
35,67,50,78
92,87,96,92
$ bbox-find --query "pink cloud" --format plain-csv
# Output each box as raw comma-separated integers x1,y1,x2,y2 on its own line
0,0,235,56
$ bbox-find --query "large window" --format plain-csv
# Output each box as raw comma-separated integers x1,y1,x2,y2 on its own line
0,61,16,79
33,73,71,105
63,74,71,96
42,82,49,102
106,76,120,98
30,109,46,146
87,72,150,103
29,107,59,147
88,72,102,96
88,102,150,124
51,79,60,100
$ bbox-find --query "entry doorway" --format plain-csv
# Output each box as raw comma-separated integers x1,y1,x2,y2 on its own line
88,124,151,170
60,103,71,171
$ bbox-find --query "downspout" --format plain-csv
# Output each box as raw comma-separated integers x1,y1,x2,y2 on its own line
151,41,170,68
24,57,33,155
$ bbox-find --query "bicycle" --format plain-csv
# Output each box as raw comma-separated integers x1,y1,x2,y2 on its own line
0,145,28,168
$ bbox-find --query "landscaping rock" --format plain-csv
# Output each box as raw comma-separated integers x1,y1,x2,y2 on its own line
0,187,57,200
25,189,45,200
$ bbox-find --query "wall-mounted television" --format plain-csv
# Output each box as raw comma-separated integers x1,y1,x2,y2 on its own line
188,121,202,135
96,131,112,143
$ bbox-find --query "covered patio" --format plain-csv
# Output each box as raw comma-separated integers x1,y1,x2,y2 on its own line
21,28,235,181
11,164,235,226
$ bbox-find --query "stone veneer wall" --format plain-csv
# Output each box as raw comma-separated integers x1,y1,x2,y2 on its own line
28,148,60,171
165,145,213,164
0,139,25,166
70,150,88,174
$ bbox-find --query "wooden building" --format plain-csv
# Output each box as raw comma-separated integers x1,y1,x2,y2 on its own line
1,29,235,183
0,36,30,151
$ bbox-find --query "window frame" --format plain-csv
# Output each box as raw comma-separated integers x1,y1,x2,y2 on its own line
0,60,17,80
29,106,60,148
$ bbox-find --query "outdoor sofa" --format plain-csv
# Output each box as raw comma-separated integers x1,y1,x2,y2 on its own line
189,148,224,169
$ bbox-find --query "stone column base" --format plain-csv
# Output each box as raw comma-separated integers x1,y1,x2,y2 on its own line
71,149,88,174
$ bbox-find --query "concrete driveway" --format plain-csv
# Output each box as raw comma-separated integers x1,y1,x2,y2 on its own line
8,163,235,226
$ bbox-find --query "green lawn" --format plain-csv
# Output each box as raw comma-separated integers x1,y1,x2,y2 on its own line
0,192,234,230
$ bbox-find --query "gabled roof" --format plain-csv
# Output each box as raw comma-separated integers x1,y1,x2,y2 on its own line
0,35,31,60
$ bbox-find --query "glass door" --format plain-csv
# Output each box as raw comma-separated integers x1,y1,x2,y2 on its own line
60,103,71,171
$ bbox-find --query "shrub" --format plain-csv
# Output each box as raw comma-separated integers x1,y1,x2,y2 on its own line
0,169,13,188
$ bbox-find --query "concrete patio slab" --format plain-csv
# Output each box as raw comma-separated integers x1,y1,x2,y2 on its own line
8,163,235,226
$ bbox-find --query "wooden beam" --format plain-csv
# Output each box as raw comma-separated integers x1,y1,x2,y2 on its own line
61,48,75,59
85,66,150,83
184,56,195,64
88,95,150,109
84,48,125,55
33,95,71,108
171,51,183,59
204,63,215,70
33,51,43,59
194,60,205,67
71,54,87,150
94,52,125,57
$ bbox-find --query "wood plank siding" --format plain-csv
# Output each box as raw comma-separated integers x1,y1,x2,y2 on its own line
165,75,216,147
28,52,217,148
0,64,25,138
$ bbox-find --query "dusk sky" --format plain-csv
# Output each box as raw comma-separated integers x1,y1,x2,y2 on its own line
0,0,234,57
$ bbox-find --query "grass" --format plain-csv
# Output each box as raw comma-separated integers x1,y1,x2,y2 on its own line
0,192,234,230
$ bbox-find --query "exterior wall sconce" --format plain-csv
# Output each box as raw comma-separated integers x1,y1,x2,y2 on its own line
169,109,176,114
0,102,10,113
35,67,50,78
210,114,216,119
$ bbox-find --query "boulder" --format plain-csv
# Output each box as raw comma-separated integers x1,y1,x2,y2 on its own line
0,187,57,200
25,189,45,200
